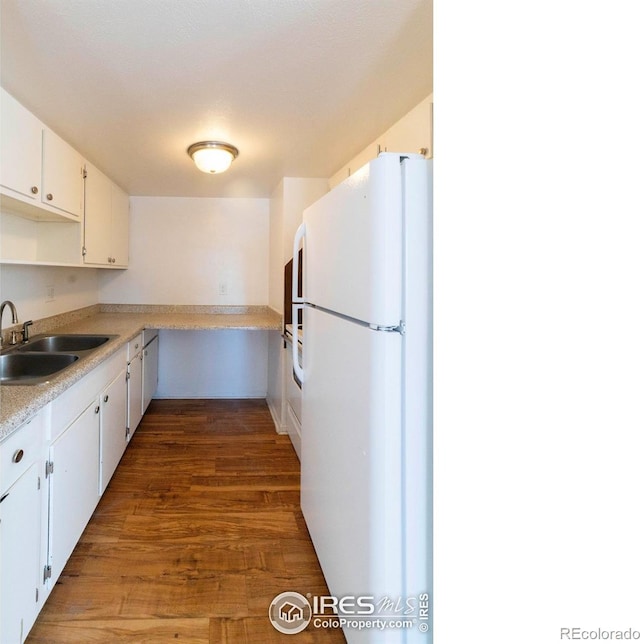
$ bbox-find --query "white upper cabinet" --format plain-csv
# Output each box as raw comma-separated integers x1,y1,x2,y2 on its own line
83,162,111,264
41,128,85,220
1,88,84,222
110,182,130,267
83,161,129,267
0,88,43,202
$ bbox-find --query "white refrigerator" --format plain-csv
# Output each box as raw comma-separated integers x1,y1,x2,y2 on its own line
292,153,432,643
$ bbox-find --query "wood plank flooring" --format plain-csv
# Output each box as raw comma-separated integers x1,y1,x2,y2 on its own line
27,399,346,643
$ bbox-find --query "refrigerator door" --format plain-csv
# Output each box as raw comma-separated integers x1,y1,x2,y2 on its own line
303,154,414,327
301,306,404,606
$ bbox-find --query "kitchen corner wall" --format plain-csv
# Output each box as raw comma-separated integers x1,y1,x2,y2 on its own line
99,196,269,305
99,195,271,399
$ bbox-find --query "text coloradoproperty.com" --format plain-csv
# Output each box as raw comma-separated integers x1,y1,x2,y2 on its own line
560,628,640,640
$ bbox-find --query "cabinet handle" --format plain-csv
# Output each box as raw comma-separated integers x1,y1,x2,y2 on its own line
31,186,39,194
103,394,109,403
12,449,24,463
46,193,53,201
95,405,100,414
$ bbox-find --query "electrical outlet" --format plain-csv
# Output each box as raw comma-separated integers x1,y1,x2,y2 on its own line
45,285,55,302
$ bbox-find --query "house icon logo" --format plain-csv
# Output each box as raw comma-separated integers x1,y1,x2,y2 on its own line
269,591,312,634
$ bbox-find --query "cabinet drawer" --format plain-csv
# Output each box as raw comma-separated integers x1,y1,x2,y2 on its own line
128,334,143,361
0,412,43,493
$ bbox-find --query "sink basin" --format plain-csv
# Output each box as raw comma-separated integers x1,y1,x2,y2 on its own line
22,334,111,353
0,352,79,385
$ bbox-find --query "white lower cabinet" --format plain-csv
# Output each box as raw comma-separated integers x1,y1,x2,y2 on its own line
47,346,127,586
0,412,45,644
100,368,128,495
127,330,159,439
142,332,159,413
127,334,143,440
0,336,156,641
48,401,100,585
0,464,42,643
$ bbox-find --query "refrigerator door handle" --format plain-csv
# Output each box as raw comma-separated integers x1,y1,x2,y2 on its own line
292,222,305,304
292,222,306,383
292,303,304,383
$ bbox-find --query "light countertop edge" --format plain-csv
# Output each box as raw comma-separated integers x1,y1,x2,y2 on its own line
0,308,282,440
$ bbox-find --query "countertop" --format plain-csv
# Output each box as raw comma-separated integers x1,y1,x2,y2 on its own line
0,305,282,440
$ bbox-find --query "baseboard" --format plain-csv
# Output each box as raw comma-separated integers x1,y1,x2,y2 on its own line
266,397,287,434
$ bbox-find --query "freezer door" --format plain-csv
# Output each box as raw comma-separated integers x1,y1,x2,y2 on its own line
303,154,417,327
301,306,404,607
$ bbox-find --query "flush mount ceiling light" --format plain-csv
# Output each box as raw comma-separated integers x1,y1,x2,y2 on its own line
187,141,239,174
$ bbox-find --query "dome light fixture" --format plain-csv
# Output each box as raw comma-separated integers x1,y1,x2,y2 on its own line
187,141,239,174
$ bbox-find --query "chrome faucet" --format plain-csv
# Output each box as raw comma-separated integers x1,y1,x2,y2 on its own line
0,300,19,348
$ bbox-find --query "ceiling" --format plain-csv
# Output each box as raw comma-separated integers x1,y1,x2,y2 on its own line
0,0,432,198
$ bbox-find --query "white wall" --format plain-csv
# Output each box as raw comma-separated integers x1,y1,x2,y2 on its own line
0,264,99,322
329,94,433,188
97,196,271,398
268,181,284,314
156,329,268,398
99,196,270,305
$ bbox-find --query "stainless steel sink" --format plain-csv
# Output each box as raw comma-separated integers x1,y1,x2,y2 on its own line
0,333,117,385
21,334,111,352
0,352,79,385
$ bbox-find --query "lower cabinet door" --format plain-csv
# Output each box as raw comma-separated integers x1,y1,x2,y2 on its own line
0,463,42,644
100,369,128,494
48,402,100,585
127,353,143,439
142,335,159,413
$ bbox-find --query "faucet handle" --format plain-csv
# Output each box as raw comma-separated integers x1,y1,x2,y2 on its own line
22,320,33,343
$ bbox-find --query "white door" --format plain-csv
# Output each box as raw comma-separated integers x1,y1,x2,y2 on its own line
0,464,41,644
0,89,42,201
302,154,404,326
301,306,404,605
41,128,84,219
110,182,130,267
83,162,112,265
142,335,159,413
128,352,143,439
100,369,128,494
48,402,100,584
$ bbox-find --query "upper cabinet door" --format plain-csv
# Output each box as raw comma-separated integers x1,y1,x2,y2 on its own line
83,162,112,264
110,182,129,267
42,128,84,219
84,162,129,267
0,88,43,201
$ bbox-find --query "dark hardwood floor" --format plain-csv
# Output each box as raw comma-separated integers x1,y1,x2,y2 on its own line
27,399,346,643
